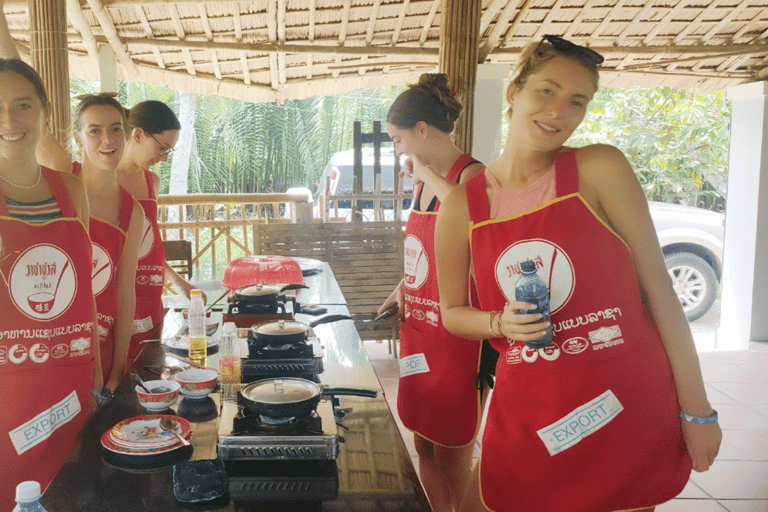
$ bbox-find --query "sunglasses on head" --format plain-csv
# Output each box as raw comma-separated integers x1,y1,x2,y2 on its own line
537,35,604,67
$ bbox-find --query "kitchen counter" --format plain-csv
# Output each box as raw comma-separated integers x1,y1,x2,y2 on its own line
42,264,429,511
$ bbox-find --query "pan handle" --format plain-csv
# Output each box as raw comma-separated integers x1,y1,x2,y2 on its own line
279,283,310,293
321,387,378,398
309,314,354,328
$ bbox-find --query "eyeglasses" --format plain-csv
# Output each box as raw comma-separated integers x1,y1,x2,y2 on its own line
537,35,604,67
148,133,174,155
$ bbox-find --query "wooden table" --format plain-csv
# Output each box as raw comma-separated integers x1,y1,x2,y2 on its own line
42,264,429,511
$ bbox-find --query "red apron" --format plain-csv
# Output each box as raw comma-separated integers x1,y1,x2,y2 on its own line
0,167,96,509
398,154,483,447
466,150,691,512
128,170,165,363
72,163,134,379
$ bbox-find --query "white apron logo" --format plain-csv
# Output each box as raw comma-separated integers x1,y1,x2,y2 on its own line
589,325,624,350
403,235,429,290
91,243,113,296
537,390,624,456
494,239,575,315
138,213,154,259
9,390,82,455
9,244,77,321
399,353,430,377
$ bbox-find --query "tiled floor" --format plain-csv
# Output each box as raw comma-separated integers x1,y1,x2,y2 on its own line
364,334,768,512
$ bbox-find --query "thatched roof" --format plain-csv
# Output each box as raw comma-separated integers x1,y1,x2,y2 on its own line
4,0,768,103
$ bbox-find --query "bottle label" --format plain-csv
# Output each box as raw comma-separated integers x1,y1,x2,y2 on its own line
536,390,623,456
9,390,81,455
399,353,430,377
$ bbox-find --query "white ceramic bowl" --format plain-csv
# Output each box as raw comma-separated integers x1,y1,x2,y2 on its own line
135,379,180,411
175,369,219,399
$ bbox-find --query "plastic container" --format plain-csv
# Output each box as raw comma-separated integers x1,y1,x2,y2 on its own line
218,322,241,400
13,481,49,511
187,289,207,366
514,259,552,349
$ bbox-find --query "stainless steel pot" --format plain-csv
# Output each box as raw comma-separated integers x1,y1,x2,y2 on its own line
239,377,377,418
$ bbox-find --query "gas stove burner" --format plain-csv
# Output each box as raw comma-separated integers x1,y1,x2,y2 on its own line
225,460,339,501
228,301,285,315
218,399,340,460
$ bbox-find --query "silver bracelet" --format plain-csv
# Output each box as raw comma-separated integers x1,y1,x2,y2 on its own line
680,409,718,424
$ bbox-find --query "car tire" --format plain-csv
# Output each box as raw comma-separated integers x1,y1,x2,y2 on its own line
664,252,718,322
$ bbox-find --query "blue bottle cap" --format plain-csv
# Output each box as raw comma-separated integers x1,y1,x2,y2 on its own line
520,260,537,273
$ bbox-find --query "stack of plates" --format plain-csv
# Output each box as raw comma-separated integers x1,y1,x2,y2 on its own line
101,415,193,456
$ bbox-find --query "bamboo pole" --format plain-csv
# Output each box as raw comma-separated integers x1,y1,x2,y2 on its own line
29,0,70,150
438,0,481,154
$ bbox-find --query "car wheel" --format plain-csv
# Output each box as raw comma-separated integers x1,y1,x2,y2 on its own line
664,252,718,322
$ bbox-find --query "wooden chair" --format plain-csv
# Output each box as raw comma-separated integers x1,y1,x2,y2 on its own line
162,239,193,280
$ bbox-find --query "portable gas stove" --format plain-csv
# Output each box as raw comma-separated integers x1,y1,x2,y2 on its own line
241,336,324,382
217,394,340,461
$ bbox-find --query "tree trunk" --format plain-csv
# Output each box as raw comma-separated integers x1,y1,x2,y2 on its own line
168,90,196,223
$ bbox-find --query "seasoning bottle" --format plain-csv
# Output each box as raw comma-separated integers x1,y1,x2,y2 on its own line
218,322,241,400
13,481,49,512
187,289,207,366
514,259,552,349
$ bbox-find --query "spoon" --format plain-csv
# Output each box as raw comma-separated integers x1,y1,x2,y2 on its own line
130,372,152,393
159,417,190,447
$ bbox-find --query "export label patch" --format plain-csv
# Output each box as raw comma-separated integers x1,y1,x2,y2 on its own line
536,390,623,456
9,391,81,455
399,353,430,377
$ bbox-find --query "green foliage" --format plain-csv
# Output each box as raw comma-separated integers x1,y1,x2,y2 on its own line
567,87,731,208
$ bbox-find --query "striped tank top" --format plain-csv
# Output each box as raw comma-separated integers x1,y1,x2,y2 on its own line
4,196,62,222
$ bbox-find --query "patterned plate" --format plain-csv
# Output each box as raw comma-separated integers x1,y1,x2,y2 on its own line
109,415,192,449
101,429,193,456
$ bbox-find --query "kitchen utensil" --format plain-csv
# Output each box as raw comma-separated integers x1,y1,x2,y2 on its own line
239,377,377,418
205,289,230,313
249,314,352,348
367,302,399,322
130,372,152,394
159,417,191,447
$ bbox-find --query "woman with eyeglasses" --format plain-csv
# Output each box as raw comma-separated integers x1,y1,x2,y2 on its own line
435,36,721,512
116,101,201,363
379,73,486,512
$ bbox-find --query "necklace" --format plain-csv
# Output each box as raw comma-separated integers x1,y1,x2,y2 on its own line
0,166,42,190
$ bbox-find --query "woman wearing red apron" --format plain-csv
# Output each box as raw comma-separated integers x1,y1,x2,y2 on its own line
117,101,200,364
0,58,98,509
72,162,137,380
435,37,721,511
379,74,486,512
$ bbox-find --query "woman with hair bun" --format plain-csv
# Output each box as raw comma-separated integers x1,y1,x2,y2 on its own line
378,73,487,512
435,36,720,511
116,100,200,364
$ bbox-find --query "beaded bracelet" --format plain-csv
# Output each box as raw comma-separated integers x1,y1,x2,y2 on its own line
680,409,718,424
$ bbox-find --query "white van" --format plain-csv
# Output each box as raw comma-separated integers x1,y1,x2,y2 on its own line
315,147,413,210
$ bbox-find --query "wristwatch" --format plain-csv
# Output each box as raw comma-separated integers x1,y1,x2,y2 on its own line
91,387,114,406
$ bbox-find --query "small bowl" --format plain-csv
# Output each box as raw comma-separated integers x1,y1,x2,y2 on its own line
205,321,219,336
135,379,180,411
175,369,219,399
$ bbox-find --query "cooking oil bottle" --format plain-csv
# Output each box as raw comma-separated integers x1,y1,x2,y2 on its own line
187,289,207,366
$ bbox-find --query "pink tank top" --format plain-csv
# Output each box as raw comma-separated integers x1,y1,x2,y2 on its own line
486,167,556,219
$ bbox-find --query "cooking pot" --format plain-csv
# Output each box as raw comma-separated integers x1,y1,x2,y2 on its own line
248,314,353,348
229,283,309,315
239,377,377,418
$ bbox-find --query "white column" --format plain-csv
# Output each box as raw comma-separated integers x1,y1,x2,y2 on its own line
717,81,768,350
471,63,509,164
98,44,118,93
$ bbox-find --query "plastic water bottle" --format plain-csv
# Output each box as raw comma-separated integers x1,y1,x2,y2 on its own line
188,289,207,366
218,322,241,400
13,481,48,511
514,260,552,349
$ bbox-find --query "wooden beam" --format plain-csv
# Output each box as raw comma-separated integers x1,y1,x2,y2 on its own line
332,0,352,78
83,0,140,76
479,0,520,60
277,0,287,83
490,42,768,56
306,0,315,79
197,4,221,79
480,0,508,36
134,5,165,69
419,0,440,46
66,0,100,70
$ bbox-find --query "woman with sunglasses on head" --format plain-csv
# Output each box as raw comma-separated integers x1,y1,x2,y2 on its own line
435,36,721,512
379,73,486,512
115,101,201,364
0,53,101,510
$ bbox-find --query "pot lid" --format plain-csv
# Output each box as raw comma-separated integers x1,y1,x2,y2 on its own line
242,378,319,404
253,319,308,336
237,283,282,297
